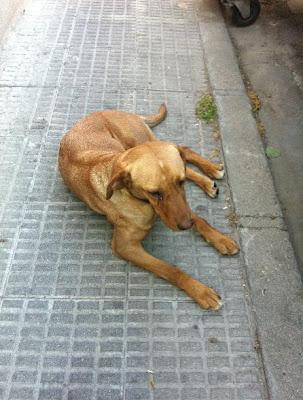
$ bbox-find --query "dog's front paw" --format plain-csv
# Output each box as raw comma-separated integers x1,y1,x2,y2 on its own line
186,280,222,310
212,234,240,256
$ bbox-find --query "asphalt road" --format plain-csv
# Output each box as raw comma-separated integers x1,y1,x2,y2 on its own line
227,5,303,276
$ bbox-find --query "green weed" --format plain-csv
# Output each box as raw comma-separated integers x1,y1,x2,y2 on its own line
195,94,217,124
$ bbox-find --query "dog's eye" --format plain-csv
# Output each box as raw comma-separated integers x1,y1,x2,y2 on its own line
150,191,163,200
178,179,185,187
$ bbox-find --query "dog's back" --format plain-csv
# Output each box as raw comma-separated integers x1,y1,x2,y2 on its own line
59,104,167,161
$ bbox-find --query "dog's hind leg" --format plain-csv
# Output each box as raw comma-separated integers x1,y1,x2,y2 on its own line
140,103,167,128
179,146,224,179
191,213,239,256
111,226,222,310
186,167,219,198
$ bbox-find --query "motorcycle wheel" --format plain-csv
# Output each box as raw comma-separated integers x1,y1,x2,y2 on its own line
231,0,261,27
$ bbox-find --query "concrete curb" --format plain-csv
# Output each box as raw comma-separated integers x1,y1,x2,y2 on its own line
199,2,303,400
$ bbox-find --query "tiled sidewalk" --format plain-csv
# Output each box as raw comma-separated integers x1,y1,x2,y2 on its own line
0,1,264,399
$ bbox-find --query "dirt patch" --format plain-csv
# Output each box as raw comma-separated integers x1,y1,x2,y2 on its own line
261,0,290,16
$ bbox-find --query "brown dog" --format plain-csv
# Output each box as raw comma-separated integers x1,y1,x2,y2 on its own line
58,104,239,310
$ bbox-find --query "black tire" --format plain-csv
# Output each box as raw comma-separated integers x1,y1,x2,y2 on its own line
231,0,261,27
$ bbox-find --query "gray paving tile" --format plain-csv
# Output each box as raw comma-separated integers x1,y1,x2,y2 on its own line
0,0,265,399
0,298,263,400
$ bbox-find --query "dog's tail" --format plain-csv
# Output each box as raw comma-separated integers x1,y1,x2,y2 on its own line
140,103,167,128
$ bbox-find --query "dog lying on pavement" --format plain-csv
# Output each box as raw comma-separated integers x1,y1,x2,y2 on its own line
59,104,239,310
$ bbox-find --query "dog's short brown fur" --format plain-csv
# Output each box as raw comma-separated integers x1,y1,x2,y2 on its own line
59,104,239,310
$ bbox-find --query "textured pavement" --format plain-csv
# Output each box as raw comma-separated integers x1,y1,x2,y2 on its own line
0,1,265,399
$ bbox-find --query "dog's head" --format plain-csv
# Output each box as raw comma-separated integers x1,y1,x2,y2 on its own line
106,141,193,231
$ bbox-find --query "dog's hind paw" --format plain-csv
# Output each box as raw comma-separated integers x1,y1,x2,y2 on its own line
213,164,225,179
206,181,219,198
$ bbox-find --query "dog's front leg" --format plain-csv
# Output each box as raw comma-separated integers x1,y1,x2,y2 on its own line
111,227,222,310
192,213,240,255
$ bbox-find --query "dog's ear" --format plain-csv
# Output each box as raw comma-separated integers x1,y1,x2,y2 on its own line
106,168,130,200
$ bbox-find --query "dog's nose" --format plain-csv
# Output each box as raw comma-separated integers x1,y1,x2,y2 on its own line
177,219,194,230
